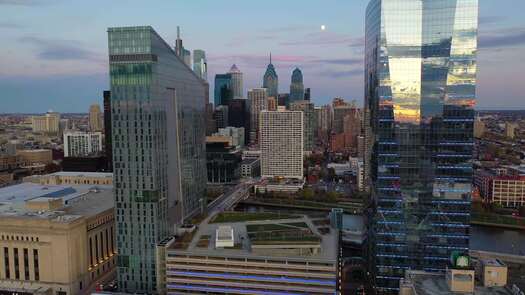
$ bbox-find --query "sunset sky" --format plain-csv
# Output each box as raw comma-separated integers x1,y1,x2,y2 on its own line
1,0,524,112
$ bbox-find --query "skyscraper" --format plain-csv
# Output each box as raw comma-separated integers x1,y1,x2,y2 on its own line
214,73,232,106
89,103,103,131
290,100,315,153
108,26,207,293
227,98,249,141
247,88,268,145
289,67,304,103
31,111,60,134
193,49,207,81
263,53,278,97
260,110,303,179
229,64,243,99
364,0,478,293
174,26,191,67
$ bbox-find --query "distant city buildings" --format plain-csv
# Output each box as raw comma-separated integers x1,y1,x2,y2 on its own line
213,105,229,129
289,67,304,103
205,139,241,184
474,116,486,138
31,111,60,134
174,26,191,67
247,88,268,146
214,126,245,148
193,49,207,80
63,131,103,157
505,122,517,139
108,26,207,293
88,103,103,131
263,54,278,97
103,90,112,172
365,0,478,292
260,110,303,179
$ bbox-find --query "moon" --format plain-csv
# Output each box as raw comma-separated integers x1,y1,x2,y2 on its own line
321,25,326,31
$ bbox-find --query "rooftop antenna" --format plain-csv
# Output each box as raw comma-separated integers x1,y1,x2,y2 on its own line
177,26,180,39
270,52,272,64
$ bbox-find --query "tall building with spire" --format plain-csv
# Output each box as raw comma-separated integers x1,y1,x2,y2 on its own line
229,64,243,99
365,0,478,292
263,53,278,98
289,67,304,103
174,26,191,67
193,49,207,81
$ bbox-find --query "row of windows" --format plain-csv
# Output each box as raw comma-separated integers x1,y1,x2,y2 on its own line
0,235,39,242
2,247,39,281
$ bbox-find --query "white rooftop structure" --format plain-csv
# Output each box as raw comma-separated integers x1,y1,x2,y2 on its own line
215,225,234,248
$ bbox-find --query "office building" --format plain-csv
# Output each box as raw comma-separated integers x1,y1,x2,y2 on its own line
240,158,260,178
214,126,245,148
89,104,103,132
63,131,103,157
343,108,361,154
332,102,354,134
505,122,517,139
103,90,112,172
229,64,243,99
108,26,207,293
205,140,241,184
278,93,290,107
227,98,249,142
157,213,339,295
193,49,207,81
474,170,525,208
316,105,332,141
213,105,229,129
247,88,268,145
214,73,233,106
263,53,278,97
304,87,311,101
16,149,52,165
0,182,115,295
290,100,316,152
31,112,60,134
260,110,303,179
473,116,485,138
365,0,478,292
174,26,191,67
267,96,277,111
289,67,305,103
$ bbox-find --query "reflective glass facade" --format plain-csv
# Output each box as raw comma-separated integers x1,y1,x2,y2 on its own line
290,67,305,103
214,73,232,106
263,63,278,98
364,1,478,293
108,26,207,293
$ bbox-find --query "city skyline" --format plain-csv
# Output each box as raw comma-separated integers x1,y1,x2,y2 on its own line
0,0,524,112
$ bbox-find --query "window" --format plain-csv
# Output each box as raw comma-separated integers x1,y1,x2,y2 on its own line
4,247,10,279
14,248,19,280
23,248,29,280
33,249,39,281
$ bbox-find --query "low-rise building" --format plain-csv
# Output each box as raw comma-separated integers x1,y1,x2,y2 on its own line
16,149,53,165
157,212,340,295
206,140,241,184
0,182,115,295
24,171,113,186
474,170,525,208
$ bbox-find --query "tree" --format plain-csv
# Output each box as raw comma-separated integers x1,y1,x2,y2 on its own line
300,188,315,200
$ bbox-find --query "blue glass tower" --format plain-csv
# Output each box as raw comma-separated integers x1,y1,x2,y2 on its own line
289,67,304,103
214,73,233,106
364,0,478,293
263,53,278,97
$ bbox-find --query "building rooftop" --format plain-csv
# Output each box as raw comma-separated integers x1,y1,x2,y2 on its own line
0,182,113,220
403,270,514,295
241,158,259,165
49,171,113,178
169,212,338,262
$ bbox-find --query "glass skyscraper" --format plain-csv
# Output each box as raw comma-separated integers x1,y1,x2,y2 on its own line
214,73,232,106
289,67,304,103
108,26,207,293
364,0,478,293
263,54,278,97
193,49,207,81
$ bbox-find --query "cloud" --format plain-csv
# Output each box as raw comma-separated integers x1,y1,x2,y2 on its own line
479,15,506,25
320,69,363,79
312,58,362,66
0,22,23,29
0,0,45,5
19,36,102,62
479,28,525,49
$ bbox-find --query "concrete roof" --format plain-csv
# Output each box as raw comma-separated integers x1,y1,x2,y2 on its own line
49,171,113,178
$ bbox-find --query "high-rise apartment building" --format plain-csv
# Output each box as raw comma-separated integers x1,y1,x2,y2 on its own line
263,54,278,97
473,116,485,138
31,111,60,134
229,64,243,99
289,67,305,103
316,105,332,141
63,131,103,157
89,103,103,131
247,88,268,145
290,100,316,152
108,26,207,293
260,110,303,179
364,0,478,292
505,122,517,139
193,49,207,81
214,73,232,106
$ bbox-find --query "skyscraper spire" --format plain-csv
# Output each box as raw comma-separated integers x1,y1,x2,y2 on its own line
177,26,180,39
269,52,272,64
